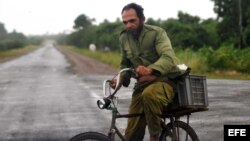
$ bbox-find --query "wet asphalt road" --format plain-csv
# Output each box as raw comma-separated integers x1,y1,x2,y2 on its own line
0,44,249,141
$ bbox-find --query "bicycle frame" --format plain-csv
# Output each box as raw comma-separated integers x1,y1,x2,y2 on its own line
96,68,200,141
106,100,193,141
69,68,203,141
103,94,143,141
108,105,126,141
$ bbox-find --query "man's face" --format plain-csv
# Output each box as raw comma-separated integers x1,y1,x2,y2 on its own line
122,8,142,35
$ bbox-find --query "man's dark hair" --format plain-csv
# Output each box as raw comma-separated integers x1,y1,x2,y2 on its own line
121,3,144,19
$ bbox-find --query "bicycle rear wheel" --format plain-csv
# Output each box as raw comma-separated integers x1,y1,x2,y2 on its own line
160,121,199,141
69,132,110,141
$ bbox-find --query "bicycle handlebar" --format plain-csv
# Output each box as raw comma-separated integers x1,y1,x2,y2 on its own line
103,68,137,97
97,68,137,110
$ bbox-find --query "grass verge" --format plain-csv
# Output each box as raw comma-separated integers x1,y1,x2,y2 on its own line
62,46,121,68
62,46,250,80
0,45,39,63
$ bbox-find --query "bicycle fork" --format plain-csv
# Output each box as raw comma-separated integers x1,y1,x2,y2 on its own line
159,116,180,141
108,110,126,141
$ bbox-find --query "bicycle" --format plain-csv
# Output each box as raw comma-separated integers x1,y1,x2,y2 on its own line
69,68,208,141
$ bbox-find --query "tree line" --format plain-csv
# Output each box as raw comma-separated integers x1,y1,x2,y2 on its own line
1,0,250,73
0,22,28,51
0,22,53,51
63,0,250,51
60,0,250,74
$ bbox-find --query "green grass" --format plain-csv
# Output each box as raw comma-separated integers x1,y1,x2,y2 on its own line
63,46,121,68
0,45,38,62
62,46,250,80
175,49,209,74
206,71,250,80
175,49,250,80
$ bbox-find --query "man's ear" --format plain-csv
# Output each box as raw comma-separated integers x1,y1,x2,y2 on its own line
141,16,145,23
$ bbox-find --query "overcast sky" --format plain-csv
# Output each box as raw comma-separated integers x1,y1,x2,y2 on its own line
0,0,216,35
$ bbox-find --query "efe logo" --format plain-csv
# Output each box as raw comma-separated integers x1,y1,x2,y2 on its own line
224,125,250,141
228,129,246,136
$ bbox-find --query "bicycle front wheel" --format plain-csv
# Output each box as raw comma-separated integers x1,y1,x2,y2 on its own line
69,132,110,141
160,121,199,141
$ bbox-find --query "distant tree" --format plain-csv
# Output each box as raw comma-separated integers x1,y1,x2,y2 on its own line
67,10,219,50
8,30,26,41
73,14,94,30
0,22,7,40
4,30,27,49
200,18,219,48
146,18,161,26
211,0,250,48
160,13,217,49
0,25,27,50
67,14,97,48
178,11,200,24
66,31,84,47
95,20,122,50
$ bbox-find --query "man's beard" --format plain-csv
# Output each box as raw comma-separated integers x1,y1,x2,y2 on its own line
127,22,143,38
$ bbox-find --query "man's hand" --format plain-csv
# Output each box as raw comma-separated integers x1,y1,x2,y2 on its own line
136,65,152,76
138,75,157,83
110,78,122,90
135,65,157,83
110,79,117,89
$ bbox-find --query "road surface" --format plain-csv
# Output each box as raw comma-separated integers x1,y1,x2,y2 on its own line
0,43,249,141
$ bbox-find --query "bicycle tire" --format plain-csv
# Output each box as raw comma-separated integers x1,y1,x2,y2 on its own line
160,121,199,141
69,132,110,141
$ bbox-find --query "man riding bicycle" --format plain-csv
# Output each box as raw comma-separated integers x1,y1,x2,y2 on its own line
111,3,182,141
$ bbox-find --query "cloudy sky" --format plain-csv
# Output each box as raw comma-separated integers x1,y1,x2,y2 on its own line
0,0,216,35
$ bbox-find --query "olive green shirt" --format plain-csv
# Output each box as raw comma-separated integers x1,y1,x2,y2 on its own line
119,24,180,77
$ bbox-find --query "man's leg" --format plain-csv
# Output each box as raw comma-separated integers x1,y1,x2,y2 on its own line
125,91,146,141
142,81,175,140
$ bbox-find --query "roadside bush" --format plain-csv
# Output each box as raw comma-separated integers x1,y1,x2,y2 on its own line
176,48,208,74
208,45,237,70
235,47,250,73
0,42,5,50
197,45,250,73
176,45,250,74
0,39,26,51
197,47,214,72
